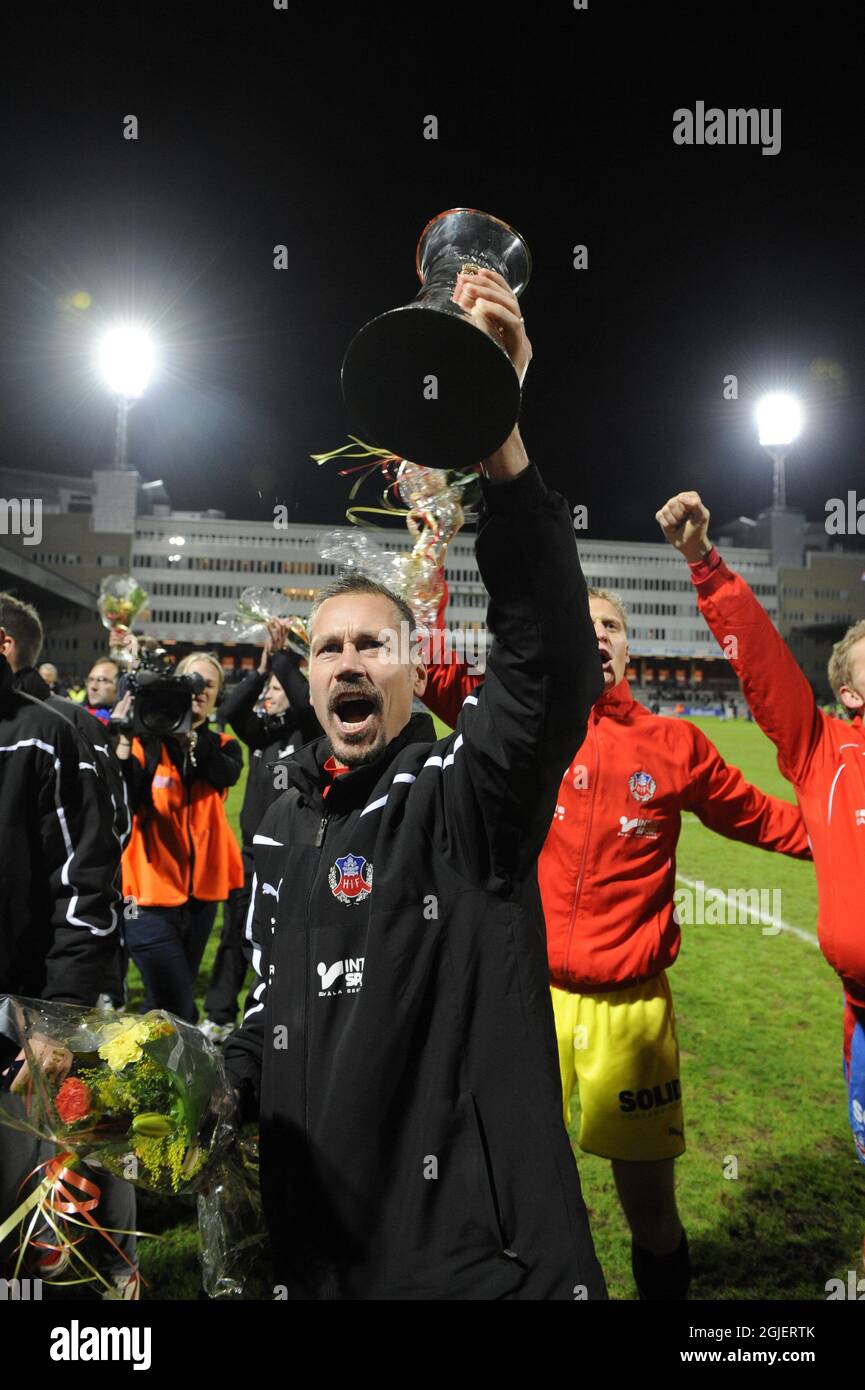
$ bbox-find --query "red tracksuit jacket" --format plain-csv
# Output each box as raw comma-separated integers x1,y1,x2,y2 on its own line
690,546,865,1009
424,614,811,991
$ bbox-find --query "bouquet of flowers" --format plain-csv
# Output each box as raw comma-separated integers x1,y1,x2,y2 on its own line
0,997,235,1196
97,575,149,667
313,437,478,627
0,997,266,1296
216,586,309,658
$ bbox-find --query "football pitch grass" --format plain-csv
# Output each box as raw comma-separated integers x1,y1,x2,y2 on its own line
131,716,865,1300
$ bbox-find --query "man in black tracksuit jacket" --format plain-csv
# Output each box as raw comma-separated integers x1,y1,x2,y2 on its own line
0,650,121,1004
202,649,321,1029
12,663,131,1007
224,430,607,1299
0,644,135,1282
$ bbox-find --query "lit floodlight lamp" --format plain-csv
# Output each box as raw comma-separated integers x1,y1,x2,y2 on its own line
755,393,802,449
99,325,156,399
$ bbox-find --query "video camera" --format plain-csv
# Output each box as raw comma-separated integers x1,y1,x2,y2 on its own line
110,648,206,739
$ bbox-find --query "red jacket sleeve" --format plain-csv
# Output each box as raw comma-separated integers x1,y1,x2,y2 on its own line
421,573,484,730
684,723,811,858
690,548,823,783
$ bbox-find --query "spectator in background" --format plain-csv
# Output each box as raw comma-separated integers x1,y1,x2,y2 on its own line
38,661,66,695
84,657,121,724
199,621,320,1044
115,651,244,1023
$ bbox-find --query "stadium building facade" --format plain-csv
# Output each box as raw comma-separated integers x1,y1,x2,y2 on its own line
1,467,863,701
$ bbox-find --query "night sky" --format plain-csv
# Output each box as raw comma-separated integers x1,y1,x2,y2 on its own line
2,2,864,542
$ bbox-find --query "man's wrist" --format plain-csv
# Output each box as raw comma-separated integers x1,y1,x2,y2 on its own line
481,426,529,483
682,537,713,565
687,543,720,582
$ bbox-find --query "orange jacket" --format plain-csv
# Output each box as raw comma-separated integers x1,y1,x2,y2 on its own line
121,732,244,908
691,547,865,1008
423,645,811,992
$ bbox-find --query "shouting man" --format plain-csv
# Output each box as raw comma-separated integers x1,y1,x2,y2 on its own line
224,268,607,1300
423,581,809,1299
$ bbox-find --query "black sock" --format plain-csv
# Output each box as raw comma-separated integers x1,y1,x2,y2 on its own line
631,1228,691,1300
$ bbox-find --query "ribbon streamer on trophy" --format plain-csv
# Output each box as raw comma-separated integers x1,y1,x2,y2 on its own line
311,437,480,630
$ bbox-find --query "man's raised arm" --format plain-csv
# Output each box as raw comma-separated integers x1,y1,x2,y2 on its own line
435,268,601,881
656,489,823,781
445,438,601,882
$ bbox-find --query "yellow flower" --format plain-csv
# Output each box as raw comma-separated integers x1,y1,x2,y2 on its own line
98,1019,152,1071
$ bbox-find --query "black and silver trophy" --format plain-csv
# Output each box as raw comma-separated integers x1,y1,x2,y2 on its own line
341,208,531,469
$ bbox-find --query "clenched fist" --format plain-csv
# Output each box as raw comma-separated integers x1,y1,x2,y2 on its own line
655,491,713,564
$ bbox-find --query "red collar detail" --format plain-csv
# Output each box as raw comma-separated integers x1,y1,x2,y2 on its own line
595,676,635,716
322,754,351,798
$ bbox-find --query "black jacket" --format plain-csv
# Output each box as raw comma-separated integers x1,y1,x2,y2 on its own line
0,655,121,1005
221,652,322,851
224,464,606,1300
14,666,131,850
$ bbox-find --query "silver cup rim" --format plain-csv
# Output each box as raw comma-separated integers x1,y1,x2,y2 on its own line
414,207,532,290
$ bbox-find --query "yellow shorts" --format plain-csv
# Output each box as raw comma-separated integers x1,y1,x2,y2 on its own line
551,973,685,1162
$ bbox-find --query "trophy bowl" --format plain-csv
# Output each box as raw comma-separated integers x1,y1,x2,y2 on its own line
341,208,531,470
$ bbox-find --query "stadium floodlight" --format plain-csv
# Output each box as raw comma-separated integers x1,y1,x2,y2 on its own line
755,392,802,448
99,325,156,399
98,324,156,470
755,392,802,508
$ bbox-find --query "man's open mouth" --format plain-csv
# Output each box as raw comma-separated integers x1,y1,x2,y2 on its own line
331,694,379,738
598,647,613,671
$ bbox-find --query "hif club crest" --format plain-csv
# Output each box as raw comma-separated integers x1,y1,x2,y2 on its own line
329,853,374,905
629,770,657,804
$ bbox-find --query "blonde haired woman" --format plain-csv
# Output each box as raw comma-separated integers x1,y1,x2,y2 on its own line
115,652,243,1022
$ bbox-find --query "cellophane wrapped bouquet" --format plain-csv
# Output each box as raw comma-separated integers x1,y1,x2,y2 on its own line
216,586,309,658
97,575,149,666
0,996,265,1296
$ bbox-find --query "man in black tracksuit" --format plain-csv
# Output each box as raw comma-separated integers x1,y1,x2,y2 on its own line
0,650,122,1003
201,647,321,1033
0,641,134,1284
6,608,131,1007
224,266,605,1302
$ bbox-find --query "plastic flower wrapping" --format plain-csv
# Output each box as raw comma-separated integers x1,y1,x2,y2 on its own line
0,996,265,1297
0,999,233,1194
313,437,479,628
216,586,309,659
97,575,149,634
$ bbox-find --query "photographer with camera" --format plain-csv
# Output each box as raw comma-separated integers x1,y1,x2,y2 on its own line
199,619,321,1043
114,651,244,1024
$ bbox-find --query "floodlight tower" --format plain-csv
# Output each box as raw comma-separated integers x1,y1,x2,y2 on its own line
755,392,802,509
98,325,156,471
